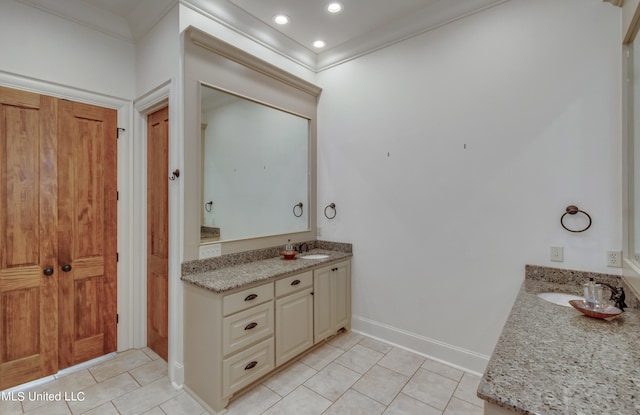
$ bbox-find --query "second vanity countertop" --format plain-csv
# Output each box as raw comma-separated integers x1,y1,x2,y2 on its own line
181,249,352,293
477,274,640,415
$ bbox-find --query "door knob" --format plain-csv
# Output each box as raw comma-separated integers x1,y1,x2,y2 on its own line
61,264,72,272
43,267,54,276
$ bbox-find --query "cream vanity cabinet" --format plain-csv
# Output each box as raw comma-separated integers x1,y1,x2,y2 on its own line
184,259,351,414
313,260,351,343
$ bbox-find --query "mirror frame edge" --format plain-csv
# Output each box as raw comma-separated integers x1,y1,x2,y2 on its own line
622,0,640,298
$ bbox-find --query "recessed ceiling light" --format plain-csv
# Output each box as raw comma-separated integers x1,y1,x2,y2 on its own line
273,14,290,25
313,40,327,49
327,2,343,13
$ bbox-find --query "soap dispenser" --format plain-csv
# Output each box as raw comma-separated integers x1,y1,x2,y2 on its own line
583,278,604,309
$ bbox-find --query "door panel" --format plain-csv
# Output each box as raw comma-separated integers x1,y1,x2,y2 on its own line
58,99,117,369
0,87,58,389
147,106,169,361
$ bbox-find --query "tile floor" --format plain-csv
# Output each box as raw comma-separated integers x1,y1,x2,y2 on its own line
0,332,484,415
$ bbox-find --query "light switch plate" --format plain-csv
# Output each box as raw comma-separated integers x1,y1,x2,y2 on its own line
550,246,564,262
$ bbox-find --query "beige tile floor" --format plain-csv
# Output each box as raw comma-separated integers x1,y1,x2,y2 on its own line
0,332,484,415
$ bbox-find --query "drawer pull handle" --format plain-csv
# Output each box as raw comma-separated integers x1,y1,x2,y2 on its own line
244,294,258,301
291,279,301,286
244,361,258,370
244,322,258,330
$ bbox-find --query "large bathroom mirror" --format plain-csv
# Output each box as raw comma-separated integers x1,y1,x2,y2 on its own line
200,83,310,243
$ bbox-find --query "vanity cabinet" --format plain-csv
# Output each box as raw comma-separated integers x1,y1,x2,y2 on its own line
184,259,351,414
313,260,351,343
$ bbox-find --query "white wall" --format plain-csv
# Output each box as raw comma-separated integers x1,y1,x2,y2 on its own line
316,0,621,372
135,5,180,98
0,0,135,99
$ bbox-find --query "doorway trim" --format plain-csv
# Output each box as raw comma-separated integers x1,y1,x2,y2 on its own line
0,69,133,353
133,79,184,386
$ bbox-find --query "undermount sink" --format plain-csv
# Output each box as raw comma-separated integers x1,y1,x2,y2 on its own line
299,254,330,260
537,292,584,307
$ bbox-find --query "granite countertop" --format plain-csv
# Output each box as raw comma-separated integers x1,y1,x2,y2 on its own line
181,249,352,293
477,276,640,414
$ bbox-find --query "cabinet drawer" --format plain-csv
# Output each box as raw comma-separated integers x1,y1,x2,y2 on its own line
223,283,273,316
223,301,274,356
223,338,274,396
275,271,312,297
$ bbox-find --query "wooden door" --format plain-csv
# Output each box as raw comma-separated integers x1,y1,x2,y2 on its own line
0,87,59,389
147,106,169,361
0,87,116,388
58,99,117,369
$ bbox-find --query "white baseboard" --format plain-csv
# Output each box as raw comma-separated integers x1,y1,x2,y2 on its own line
351,315,489,376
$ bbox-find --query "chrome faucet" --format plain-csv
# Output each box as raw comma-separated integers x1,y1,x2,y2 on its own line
297,242,309,253
596,281,627,311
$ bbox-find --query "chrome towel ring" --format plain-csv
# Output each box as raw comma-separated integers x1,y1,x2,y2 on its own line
561,205,592,233
293,202,304,217
324,203,336,219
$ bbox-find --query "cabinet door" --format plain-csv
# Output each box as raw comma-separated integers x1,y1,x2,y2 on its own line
276,288,313,366
334,262,351,331
313,267,333,343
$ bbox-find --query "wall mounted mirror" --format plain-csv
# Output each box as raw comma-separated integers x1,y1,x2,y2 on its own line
200,84,310,243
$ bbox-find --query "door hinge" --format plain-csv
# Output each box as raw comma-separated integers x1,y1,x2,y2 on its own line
117,127,125,138
116,191,119,201
117,314,119,324
117,252,119,262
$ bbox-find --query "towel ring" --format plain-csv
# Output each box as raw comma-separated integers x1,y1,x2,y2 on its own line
324,203,337,220
561,205,592,233
293,202,304,217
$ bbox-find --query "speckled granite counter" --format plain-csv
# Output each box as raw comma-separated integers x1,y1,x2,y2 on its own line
478,266,640,415
181,242,352,293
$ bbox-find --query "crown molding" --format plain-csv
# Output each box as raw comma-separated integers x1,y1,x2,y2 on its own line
16,0,177,43
187,26,322,96
182,0,508,72
17,0,133,42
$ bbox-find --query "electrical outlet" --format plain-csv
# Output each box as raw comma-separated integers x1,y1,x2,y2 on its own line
550,246,564,262
199,243,221,259
606,250,622,268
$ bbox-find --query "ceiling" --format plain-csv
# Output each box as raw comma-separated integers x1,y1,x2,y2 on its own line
17,0,507,71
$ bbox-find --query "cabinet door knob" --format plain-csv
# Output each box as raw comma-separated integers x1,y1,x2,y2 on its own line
244,294,258,301
244,322,258,330
244,361,258,370
61,264,72,272
43,267,54,276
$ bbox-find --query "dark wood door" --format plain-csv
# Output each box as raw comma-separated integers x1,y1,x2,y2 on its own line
147,106,169,361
